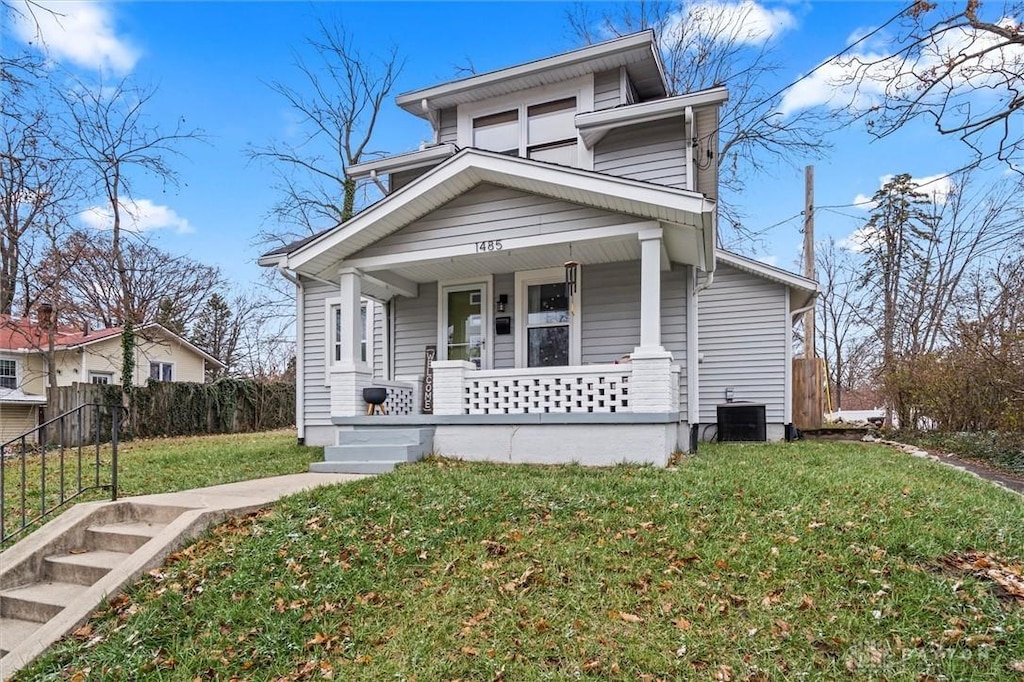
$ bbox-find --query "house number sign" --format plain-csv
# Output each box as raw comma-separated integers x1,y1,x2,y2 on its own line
475,239,503,253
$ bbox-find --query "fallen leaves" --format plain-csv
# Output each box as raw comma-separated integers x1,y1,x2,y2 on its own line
938,551,1024,604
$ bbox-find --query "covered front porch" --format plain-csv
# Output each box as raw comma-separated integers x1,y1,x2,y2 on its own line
271,149,716,466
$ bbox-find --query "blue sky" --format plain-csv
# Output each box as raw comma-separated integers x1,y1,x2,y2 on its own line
4,0,997,288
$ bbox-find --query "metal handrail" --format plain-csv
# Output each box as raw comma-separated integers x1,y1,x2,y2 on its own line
1,402,122,546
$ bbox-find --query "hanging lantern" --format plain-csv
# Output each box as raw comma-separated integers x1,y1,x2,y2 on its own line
563,260,579,297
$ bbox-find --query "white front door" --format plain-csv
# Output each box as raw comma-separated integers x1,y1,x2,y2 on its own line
440,281,490,369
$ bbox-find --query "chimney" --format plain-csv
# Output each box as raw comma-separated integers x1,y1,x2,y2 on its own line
37,303,54,331
82,321,90,337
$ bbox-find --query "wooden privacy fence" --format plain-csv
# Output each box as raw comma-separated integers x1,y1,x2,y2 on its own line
43,379,295,443
792,357,824,430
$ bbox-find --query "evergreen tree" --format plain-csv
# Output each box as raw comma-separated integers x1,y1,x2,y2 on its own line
191,293,239,379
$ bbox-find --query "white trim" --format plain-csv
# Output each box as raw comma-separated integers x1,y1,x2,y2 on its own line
294,274,305,440
784,287,793,425
396,31,665,116
685,106,695,192
343,220,660,272
686,266,700,426
575,87,730,148
324,296,375,385
716,251,818,298
437,275,494,370
514,267,582,369
347,144,457,180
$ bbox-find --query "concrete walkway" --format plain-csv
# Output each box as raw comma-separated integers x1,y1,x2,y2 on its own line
0,472,364,680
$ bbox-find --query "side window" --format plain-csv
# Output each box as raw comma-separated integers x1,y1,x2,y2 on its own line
88,371,113,385
149,362,173,382
0,358,16,389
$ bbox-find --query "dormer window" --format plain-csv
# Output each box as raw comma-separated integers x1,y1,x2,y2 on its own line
469,96,579,167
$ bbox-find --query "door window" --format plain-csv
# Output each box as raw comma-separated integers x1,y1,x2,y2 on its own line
445,288,484,368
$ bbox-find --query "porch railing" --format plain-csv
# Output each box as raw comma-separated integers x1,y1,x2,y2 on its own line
1,403,122,546
464,365,633,414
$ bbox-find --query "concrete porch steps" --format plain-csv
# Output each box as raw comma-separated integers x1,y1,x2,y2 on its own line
311,426,435,474
0,473,361,679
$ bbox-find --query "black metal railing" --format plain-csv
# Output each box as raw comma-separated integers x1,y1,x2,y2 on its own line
1,403,121,546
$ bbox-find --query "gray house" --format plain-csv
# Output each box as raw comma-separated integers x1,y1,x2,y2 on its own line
261,31,818,470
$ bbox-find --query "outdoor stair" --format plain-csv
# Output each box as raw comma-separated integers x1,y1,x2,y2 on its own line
0,504,178,675
311,426,435,474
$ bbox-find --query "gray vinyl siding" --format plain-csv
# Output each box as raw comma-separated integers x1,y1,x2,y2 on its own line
301,277,333,428
393,281,438,378
353,184,638,259
493,272,515,369
697,264,787,423
593,119,687,189
580,261,687,365
438,107,458,143
694,104,719,200
594,70,620,110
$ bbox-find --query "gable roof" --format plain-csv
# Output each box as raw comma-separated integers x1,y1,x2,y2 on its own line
716,250,819,310
396,31,668,119
0,316,226,368
261,147,717,279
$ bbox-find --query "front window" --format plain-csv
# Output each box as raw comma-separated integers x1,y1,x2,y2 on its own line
149,362,173,382
526,283,570,367
470,97,578,167
330,301,369,364
0,358,16,389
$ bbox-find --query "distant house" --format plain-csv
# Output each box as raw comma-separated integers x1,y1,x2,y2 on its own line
0,314,225,443
261,31,818,468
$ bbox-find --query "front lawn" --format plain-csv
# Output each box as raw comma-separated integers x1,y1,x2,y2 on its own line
2,429,321,541
16,441,1024,680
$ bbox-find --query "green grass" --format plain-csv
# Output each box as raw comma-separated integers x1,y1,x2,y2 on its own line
16,440,1024,681
2,429,321,541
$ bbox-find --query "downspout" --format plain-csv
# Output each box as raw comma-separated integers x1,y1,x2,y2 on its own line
685,106,695,192
277,266,305,445
368,170,388,195
687,267,716,451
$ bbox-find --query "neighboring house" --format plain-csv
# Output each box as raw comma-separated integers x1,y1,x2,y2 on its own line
261,31,819,467
0,315,225,443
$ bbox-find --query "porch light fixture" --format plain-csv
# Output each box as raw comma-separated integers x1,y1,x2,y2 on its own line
497,294,508,313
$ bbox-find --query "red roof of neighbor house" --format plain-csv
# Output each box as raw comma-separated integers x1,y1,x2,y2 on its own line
0,315,227,368
0,314,119,351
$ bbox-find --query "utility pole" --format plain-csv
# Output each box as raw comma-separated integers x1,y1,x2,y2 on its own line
803,165,815,358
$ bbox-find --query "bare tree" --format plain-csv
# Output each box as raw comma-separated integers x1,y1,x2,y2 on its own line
567,1,830,242
39,230,221,330
250,18,404,245
834,1,1024,167
59,77,199,392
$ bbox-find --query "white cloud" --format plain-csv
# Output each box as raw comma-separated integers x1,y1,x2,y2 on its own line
664,0,796,49
79,199,194,234
780,16,1024,117
838,225,878,253
13,1,139,73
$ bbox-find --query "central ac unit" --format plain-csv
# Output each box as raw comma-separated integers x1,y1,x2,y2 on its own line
717,403,766,442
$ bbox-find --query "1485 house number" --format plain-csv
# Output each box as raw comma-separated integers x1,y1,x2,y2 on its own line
475,239,503,253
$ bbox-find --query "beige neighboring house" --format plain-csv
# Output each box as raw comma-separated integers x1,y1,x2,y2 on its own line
0,315,225,443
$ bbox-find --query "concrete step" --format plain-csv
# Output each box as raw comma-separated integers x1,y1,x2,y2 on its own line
338,426,434,447
310,460,403,475
86,520,168,553
0,616,40,656
324,443,425,464
44,549,130,585
0,581,81,622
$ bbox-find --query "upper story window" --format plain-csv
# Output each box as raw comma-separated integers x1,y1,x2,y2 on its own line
470,96,579,167
0,358,16,389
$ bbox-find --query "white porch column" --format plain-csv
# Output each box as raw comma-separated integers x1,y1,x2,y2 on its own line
337,268,364,370
431,360,474,415
330,267,371,418
638,228,664,352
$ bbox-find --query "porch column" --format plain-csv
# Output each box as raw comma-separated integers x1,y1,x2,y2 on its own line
337,268,364,370
432,360,474,415
638,228,664,352
330,267,371,418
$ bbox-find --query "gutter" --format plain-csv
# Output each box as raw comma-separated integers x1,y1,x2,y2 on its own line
277,266,305,444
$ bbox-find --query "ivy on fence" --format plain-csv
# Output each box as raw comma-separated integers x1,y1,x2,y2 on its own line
48,380,295,441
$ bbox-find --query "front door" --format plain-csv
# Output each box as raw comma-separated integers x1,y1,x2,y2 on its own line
441,282,489,369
